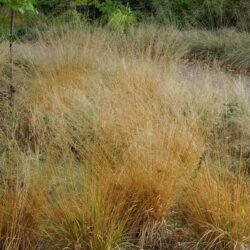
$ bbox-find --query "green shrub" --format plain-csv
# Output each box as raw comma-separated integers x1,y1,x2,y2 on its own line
34,0,250,29
118,0,250,29
54,9,84,25
107,7,137,31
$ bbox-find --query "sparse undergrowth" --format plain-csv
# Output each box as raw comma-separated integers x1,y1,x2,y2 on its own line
0,24,249,249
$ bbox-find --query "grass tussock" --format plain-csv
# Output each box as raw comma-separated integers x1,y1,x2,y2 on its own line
0,24,249,249
181,167,250,249
184,28,250,72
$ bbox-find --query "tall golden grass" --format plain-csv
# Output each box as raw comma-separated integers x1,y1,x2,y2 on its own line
0,24,249,249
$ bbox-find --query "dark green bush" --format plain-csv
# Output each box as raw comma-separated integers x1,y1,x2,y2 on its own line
1,0,249,33
115,0,250,29
53,9,84,25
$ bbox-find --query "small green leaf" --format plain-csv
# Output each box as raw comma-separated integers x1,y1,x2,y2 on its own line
0,0,38,14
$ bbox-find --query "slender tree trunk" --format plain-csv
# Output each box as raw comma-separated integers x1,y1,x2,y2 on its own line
9,10,15,103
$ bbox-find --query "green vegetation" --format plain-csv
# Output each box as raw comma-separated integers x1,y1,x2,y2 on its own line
33,0,250,29
1,0,250,31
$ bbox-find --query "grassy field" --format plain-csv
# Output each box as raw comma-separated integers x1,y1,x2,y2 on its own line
4,22,250,74
0,24,250,249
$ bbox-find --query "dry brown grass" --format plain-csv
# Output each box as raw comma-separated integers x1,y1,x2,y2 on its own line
0,24,249,249
180,167,250,249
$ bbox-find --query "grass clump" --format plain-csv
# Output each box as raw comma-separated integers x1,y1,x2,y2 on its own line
184,29,250,71
180,167,250,249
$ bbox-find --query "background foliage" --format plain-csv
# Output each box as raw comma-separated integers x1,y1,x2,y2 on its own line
1,0,250,31
34,0,250,29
